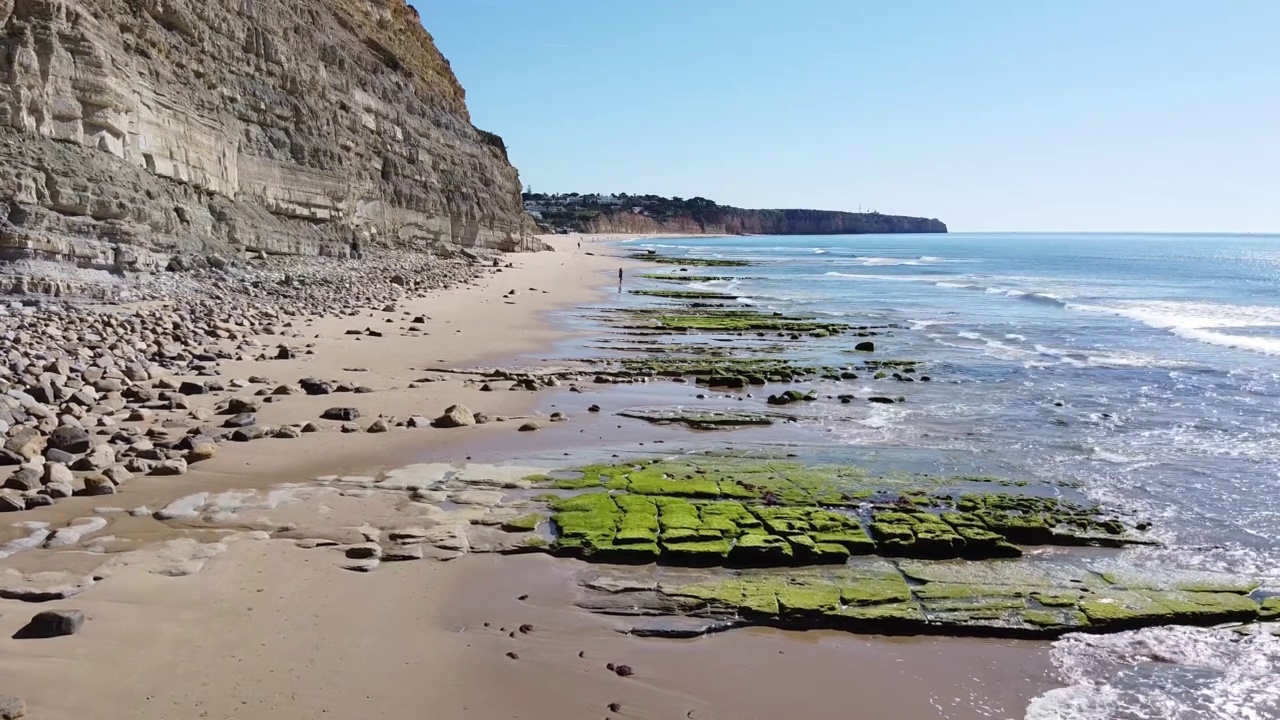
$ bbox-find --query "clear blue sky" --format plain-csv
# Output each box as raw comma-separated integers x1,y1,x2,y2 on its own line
410,1,1278,233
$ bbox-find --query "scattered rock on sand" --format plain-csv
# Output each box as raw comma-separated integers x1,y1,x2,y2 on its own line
518,421,540,432
150,458,189,476
18,609,85,638
433,404,475,428
366,418,390,433
321,407,360,421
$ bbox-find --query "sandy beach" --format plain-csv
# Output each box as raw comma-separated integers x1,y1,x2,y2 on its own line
0,234,1057,720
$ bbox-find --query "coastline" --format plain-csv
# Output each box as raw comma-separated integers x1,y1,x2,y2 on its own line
0,233,1061,720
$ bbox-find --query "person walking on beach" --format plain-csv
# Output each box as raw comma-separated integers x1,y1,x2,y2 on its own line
618,268,623,284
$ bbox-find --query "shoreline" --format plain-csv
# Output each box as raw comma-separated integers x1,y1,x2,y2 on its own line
0,234,1066,720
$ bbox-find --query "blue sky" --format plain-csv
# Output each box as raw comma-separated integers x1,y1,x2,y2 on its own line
410,1,1278,232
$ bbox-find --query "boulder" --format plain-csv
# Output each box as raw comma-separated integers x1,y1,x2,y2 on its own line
855,341,876,352
433,404,475,429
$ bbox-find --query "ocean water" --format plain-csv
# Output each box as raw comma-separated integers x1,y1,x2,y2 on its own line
624,233,1280,720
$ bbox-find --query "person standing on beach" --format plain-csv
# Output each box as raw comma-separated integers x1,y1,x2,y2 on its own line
618,268,623,284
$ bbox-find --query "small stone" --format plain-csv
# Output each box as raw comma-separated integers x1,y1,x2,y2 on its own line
0,494,26,512
855,341,876,352
231,425,270,442
366,419,389,433
183,436,218,462
300,378,333,395
506,651,519,660
274,425,302,439
588,404,601,413
177,381,207,395
19,609,85,638
549,412,567,422
518,422,540,432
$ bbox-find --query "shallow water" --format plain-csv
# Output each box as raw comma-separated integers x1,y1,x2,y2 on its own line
619,232,1280,719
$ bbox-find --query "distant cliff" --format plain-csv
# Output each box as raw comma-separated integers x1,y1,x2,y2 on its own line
0,0,541,279
524,194,947,235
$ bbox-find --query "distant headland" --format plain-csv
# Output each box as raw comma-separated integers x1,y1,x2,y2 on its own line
522,192,947,235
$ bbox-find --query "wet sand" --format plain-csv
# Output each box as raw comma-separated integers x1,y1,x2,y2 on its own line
0,232,1060,719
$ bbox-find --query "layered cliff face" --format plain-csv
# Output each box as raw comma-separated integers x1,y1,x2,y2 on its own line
578,209,947,236
0,0,540,280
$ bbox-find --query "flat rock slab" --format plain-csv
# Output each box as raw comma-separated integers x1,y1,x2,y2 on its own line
16,609,85,638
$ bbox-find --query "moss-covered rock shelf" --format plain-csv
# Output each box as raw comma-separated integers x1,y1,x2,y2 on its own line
526,458,1151,565
576,559,1275,640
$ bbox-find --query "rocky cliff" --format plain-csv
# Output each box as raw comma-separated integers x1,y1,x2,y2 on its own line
0,0,540,283
579,209,947,236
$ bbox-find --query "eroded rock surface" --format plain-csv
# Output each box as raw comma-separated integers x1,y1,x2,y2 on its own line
0,0,542,293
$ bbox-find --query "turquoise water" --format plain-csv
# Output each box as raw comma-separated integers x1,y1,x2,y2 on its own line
625,233,1280,720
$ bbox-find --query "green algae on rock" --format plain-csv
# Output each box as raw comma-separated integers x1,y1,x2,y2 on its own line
575,558,1270,639
633,255,754,267
617,408,778,430
617,308,850,335
629,289,739,300
531,457,1149,565
637,274,741,283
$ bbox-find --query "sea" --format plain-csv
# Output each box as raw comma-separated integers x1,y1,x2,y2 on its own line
621,232,1280,720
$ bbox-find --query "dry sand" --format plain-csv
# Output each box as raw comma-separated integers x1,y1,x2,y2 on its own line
0,233,1058,719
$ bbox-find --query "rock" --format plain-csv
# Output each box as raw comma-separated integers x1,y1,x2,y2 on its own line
47,425,91,454
182,436,218,463
42,462,74,487
150,459,189,476
855,341,876,352
178,381,207,395
321,407,360,422
4,467,42,492
301,422,320,433
83,475,116,496
231,426,271,442
588,404,601,413
18,609,85,638
3,429,43,461
103,466,134,485
274,425,302,439
345,543,383,560
300,378,333,396
367,419,390,433
406,415,431,428
868,396,897,404
382,545,424,562
433,404,475,428
550,412,567,422
0,493,26,512
224,398,262,414
473,412,490,425
71,444,115,471
0,695,25,719
43,447,77,464
518,422,540,432
223,413,257,428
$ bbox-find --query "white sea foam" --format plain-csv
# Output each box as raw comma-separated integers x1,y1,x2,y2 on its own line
1026,627,1280,720
1067,300,1280,356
